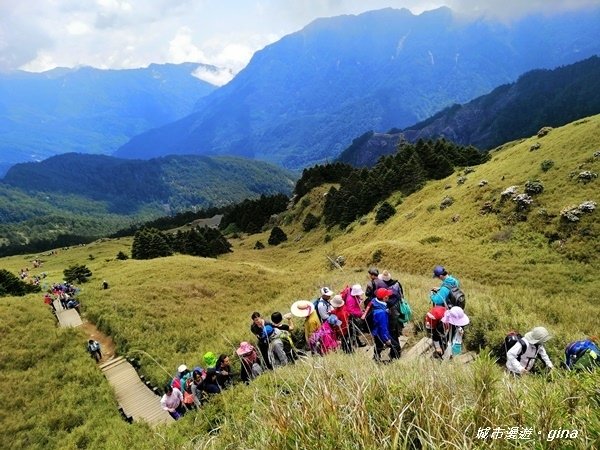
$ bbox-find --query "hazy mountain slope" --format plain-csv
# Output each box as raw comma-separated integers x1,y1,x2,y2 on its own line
0,154,295,251
337,56,600,167
116,6,600,168
0,63,217,165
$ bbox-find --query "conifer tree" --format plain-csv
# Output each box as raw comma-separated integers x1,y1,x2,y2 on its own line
268,226,288,246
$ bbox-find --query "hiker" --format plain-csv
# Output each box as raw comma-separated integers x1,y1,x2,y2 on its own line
44,293,56,312
371,288,401,361
102,280,109,290
66,298,81,314
203,352,217,369
237,342,263,384
363,268,387,332
316,287,335,322
271,312,298,362
264,324,289,367
344,284,367,349
441,306,470,359
425,305,447,357
182,377,197,410
291,300,321,347
430,265,460,307
309,315,341,355
87,339,102,362
565,338,600,371
379,270,405,341
331,295,352,353
215,354,234,388
160,384,186,420
506,326,554,375
202,369,222,395
190,369,205,406
250,312,273,370
177,364,192,391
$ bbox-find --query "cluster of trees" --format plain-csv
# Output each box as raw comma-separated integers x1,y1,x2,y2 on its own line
63,265,93,284
294,163,353,199
131,226,231,260
219,194,289,234
0,269,41,297
318,139,488,228
111,206,221,237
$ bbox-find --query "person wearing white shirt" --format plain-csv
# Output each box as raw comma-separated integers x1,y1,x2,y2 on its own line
160,384,185,420
506,326,554,375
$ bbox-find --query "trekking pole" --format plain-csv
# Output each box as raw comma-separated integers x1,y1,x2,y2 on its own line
127,349,172,379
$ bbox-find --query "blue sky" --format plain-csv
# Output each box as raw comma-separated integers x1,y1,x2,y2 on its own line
0,0,596,85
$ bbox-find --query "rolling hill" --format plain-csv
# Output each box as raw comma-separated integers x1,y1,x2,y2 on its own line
115,6,600,168
0,114,598,448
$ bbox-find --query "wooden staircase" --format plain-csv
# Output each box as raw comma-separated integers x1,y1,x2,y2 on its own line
53,299,83,328
99,356,173,427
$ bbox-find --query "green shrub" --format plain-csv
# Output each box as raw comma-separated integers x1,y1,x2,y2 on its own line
375,202,396,224
302,213,320,232
254,241,265,250
115,251,129,260
0,269,41,296
268,227,287,246
540,160,554,172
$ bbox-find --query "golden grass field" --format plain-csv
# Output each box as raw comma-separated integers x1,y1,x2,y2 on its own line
0,115,599,449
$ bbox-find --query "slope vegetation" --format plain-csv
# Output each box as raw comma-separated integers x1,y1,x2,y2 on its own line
0,115,598,448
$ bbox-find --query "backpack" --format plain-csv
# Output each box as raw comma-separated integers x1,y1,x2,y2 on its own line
397,299,412,324
495,331,526,365
442,282,466,310
313,298,330,323
565,340,600,370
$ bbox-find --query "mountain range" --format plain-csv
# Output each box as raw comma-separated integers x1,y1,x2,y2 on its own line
0,63,217,171
115,6,600,168
337,56,600,167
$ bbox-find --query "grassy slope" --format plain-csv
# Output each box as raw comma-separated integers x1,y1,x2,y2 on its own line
0,116,599,448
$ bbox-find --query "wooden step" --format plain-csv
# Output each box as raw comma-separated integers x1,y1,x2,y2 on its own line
99,356,126,371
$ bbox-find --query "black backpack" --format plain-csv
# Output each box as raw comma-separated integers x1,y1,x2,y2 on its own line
443,282,466,310
495,332,527,364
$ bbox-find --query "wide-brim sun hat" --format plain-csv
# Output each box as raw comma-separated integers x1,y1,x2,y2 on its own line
350,284,364,296
236,342,253,356
330,295,344,308
524,326,551,344
441,306,469,327
177,364,188,373
291,300,314,318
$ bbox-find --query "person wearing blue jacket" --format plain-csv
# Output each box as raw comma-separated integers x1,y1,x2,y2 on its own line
371,288,401,362
430,265,459,306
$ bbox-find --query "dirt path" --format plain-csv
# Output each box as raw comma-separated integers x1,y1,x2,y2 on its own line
80,320,117,363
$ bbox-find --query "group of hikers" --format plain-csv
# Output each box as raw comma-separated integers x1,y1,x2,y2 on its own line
43,282,81,314
160,264,599,419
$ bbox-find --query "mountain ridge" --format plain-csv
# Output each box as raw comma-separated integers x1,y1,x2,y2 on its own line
115,6,600,168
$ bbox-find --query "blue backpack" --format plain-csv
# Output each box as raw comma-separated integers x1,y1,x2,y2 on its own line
565,340,600,370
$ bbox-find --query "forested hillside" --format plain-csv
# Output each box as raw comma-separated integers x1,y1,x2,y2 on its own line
0,154,295,255
338,56,600,167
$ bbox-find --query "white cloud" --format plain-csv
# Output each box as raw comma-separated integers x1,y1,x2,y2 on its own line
66,21,92,35
1,0,598,75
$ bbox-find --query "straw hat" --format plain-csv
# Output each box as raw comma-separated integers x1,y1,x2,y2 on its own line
291,300,314,318
177,364,188,373
379,270,392,282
